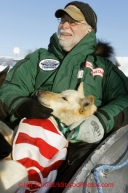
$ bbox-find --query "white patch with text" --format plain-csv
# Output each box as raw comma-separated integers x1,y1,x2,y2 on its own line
39,59,60,71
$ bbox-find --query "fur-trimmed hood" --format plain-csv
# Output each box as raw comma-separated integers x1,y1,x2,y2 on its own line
93,40,115,58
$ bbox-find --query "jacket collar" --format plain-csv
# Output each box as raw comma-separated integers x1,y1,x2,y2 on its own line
48,31,96,60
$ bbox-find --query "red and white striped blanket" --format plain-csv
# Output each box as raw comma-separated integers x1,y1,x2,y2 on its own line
13,118,68,193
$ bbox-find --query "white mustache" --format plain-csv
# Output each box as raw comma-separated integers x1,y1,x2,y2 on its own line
58,29,73,37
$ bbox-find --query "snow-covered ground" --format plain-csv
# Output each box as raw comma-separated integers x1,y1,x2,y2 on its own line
0,56,23,71
116,57,128,76
0,56,128,76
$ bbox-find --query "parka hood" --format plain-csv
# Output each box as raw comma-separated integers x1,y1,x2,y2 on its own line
92,40,115,58
48,32,114,60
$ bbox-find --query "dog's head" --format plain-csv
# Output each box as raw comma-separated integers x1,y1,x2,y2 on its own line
37,83,97,126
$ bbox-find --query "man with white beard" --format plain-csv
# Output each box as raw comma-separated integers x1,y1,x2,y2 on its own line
0,1,128,192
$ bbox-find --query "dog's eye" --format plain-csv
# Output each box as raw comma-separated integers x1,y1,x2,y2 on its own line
62,97,68,101
84,102,90,107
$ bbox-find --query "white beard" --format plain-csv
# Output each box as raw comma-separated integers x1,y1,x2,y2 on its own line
57,29,81,51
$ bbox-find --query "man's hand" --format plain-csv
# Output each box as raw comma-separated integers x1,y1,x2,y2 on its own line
67,115,104,143
14,99,53,119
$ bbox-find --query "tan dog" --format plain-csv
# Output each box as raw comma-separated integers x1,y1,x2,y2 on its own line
0,82,97,193
37,82,97,126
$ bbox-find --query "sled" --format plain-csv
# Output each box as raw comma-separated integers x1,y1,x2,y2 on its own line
63,125,128,193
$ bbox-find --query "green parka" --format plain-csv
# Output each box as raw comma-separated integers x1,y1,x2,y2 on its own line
0,31,128,133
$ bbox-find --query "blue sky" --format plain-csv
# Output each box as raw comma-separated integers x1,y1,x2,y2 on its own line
0,0,128,57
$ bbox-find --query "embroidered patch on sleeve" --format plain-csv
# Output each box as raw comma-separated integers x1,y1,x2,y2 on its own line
85,61,104,77
91,68,104,77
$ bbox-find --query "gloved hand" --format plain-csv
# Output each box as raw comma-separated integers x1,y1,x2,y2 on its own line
0,132,12,159
14,99,53,119
67,115,104,143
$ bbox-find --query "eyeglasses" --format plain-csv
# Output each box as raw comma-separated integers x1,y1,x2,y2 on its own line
58,18,86,26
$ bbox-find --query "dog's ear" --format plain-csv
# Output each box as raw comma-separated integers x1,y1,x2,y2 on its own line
0,66,9,88
79,95,94,114
77,82,84,96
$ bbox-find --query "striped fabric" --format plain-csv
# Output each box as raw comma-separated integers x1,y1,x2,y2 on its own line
13,118,68,193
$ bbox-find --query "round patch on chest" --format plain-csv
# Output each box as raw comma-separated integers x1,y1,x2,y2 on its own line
39,59,60,71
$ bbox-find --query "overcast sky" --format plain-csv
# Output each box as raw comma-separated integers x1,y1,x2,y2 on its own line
0,0,128,57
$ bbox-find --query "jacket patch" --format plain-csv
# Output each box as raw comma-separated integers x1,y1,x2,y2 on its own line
91,68,104,77
86,61,93,70
85,61,104,77
39,59,60,71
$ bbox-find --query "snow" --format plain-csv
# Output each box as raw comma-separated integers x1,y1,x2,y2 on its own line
0,56,128,77
0,56,23,71
116,57,128,76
